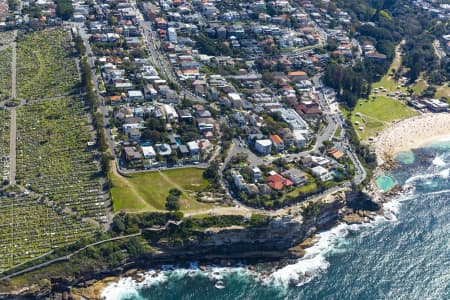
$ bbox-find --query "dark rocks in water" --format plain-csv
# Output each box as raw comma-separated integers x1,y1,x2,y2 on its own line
346,190,380,211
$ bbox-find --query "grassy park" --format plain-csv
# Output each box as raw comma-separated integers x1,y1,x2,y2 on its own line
16,29,79,99
351,96,418,140
351,42,419,141
111,167,213,212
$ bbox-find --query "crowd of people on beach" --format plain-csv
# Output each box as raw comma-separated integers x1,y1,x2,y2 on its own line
374,114,450,165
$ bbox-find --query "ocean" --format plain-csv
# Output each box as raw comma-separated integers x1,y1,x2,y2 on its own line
102,139,450,300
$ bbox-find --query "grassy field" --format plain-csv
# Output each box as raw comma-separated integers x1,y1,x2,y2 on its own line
351,42,418,141
412,77,428,95
434,83,450,101
351,96,418,140
281,175,318,202
372,43,406,93
111,167,214,212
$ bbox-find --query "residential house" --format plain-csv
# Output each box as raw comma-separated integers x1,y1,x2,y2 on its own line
187,141,200,155
294,101,322,119
155,143,172,156
127,90,144,102
311,166,332,181
141,146,156,159
327,148,344,160
267,172,293,191
232,170,246,191
128,128,141,141
177,145,190,157
124,147,143,163
254,139,272,155
270,135,284,152
282,169,308,186
251,167,263,181
288,70,308,82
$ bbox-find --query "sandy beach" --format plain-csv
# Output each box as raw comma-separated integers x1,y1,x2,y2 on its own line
374,113,450,165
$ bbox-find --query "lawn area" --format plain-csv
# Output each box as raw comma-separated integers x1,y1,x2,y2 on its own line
412,77,428,95
282,175,318,202
351,96,418,140
372,42,406,93
350,41,419,141
111,168,214,213
434,83,450,101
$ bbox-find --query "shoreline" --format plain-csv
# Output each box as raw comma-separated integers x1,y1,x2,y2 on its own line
4,115,449,299
374,113,450,165
96,115,450,298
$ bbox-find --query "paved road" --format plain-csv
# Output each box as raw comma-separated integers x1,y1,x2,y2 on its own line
77,25,116,156
135,3,207,104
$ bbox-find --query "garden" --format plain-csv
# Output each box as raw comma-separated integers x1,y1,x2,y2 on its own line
0,47,12,100
16,29,79,99
15,97,107,223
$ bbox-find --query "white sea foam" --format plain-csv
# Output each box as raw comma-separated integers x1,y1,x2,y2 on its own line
268,223,347,287
405,168,449,185
102,174,435,297
432,156,446,167
101,195,407,298
439,168,449,179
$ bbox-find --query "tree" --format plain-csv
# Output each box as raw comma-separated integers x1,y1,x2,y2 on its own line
55,0,73,20
166,194,180,211
166,189,182,211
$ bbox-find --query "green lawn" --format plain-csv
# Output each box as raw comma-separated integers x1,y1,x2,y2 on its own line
351,96,418,140
282,175,318,202
372,43,405,92
350,42,419,141
412,78,428,95
111,168,213,212
434,83,450,101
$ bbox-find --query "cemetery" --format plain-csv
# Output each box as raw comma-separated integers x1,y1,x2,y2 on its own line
16,29,79,99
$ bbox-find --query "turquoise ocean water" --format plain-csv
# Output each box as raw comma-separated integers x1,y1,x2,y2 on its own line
103,139,450,300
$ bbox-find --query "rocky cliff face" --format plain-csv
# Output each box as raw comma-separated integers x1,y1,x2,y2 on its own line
150,198,343,261
3,198,346,299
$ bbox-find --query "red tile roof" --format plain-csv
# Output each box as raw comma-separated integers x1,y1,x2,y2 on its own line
268,174,293,190
270,134,283,145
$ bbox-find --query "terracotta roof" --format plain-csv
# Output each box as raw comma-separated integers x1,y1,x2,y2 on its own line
268,181,284,191
270,134,283,144
268,174,293,190
110,95,122,101
327,148,344,160
288,71,307,77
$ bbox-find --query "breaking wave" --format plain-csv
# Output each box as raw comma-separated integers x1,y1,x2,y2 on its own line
102,147,449,299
